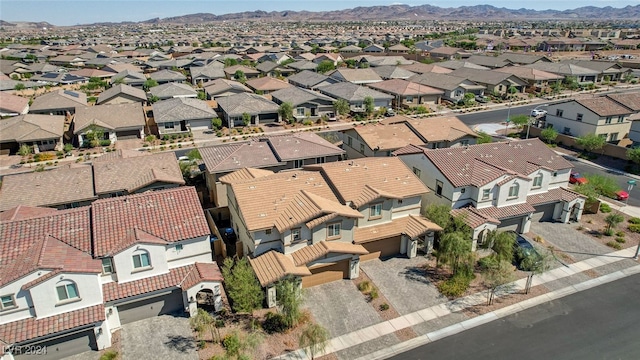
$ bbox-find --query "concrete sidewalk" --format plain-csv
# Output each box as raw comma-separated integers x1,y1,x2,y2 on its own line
276,247,640,360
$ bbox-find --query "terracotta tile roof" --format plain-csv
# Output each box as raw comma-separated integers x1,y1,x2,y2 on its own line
400,63,452,75
353,215,442,244
527,187,585,206
200,141,282,174
0,304,105,345
0,92,29,114
218,168,275,182
305,157,429,208
265,133,344,161
0,165,96,212
475,203,535,221
92,152,184,195
248,250,311,287
606,92,640,112
575,97,634,117
450,207,500,229
227,170,361,232
91,187,210,257
348,122,424,151
397,139,573,188
382,115,478,143
245,77,291,92
103,262,222,302
291,241,368,266
0,205,57,221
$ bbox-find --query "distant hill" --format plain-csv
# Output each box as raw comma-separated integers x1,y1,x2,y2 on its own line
0,20,54,29
137,4,640,23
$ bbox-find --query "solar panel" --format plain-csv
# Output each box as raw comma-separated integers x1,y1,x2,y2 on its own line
42,73,58,79
63,90,80,98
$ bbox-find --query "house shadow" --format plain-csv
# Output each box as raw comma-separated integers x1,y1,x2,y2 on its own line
164,335,196,353
399,266,433,285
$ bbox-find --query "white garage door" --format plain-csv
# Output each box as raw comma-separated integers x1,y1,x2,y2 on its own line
14,329,97,360
532,203,557,222
118,289,184,325
189,119,212,131
498,217,523,233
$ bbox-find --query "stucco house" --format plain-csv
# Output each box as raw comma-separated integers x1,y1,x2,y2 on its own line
317,82,393,113
152,97,217,135
0,114,64,154
0,187,223,359
367,78,444,108
149,82,198,100
394,139,585,250
96,84,147,105
270,86,336,121
0,92,29,116
216,92,280,128
543,96,636,142
449,68,528,96
223,157,441,306
287,70,339,90
73,103,146,147
203,78,252,99
29,89,87,116
409,73,485,103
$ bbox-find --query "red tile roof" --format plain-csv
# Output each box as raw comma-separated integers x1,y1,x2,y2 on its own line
451,207,500,229
475,203,536,220
91,187,210,257
0,304,104,345
527,187,585,206
102,262,222,302
0,205,58,221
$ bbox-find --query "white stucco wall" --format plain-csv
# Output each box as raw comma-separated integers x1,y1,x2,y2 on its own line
166,236,212,268
0,271,48,324
112,244,169,284
29,273,103,318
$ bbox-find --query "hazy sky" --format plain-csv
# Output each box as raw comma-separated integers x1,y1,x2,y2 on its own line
2,0,639,26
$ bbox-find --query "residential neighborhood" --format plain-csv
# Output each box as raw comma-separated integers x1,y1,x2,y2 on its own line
1,5,640,360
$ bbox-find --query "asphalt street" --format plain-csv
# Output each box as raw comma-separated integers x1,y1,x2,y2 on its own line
456,104,533,126
390,273,640,360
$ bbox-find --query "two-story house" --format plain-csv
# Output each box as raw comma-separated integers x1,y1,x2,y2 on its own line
394,139,585,250
222,157,441,307
199,133,345,208
0,187,223,359
543,96,636,142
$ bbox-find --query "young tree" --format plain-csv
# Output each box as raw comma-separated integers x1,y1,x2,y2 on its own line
143,78,158,91
333,99,350,116
190,308,219,344
14,83,25,91
187,148,202,161
84,126,105,148
197,91,206,100
605,213,624,232
363,96,374,117
234,70,246,83
424,204,453,231
437,231,473,276
316,60,335,73
299,323,329,360
276,276,304,328
488,231,516,262
540,127,558,144
509,114,529,132
242,112,251,127
476,131,493,144
212,117,222,130
482,259,515,305
224,58,239,67
521,250,551,294
18,144,32,159
278,102,294,123
576,133,606,154
148,95,160,103
221,257,264,315
583,174,620,198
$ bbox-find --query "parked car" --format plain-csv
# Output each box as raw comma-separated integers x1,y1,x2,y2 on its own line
531,109,548,117
512,234,542,270
569,172,588,185
385,108,396,117
475,95,489,103
615,190,629,201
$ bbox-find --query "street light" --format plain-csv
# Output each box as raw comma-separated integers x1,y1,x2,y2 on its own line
504,102,511,137
526,104,549,139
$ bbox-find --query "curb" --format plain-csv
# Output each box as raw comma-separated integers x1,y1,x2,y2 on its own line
355,264,640,360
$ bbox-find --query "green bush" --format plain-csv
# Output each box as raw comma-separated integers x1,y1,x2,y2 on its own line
615,237,626,244
369,287,379,301
606,241,622,250
477,255,497,270
616,231,625,237
437,274,472,298
262,312,288,334
599,203,612,213
198,340,206,349
99,139,111,147
604,228,614,236
223,333,241,357
628,224,640,233
629,217,640,224
357,281,372,293
99,351,118,360
379,303,390,311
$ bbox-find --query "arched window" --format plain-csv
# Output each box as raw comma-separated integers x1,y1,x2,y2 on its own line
132,250,151,269
508,182,520,198
56,280,79,301
532,173,543,188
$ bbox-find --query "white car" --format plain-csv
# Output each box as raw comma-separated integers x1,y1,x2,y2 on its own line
531,109,547,117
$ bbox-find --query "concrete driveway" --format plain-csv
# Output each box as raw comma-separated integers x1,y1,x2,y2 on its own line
360,256,446,315
304,279,381,338
121,315,197,360
529,221,612,262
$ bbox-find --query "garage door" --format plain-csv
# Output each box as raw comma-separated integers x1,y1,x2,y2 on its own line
258,113,278,124
360,236,402,261
189,119,212,130
15,329,97,360
117,289,184,325
533,203,557,222
498,217,523,233
301,259,349,288
115,130,141,140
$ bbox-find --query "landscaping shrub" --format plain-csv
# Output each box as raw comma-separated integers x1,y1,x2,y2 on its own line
606,241,622,250
629,217,640,224
99,139,111,147
615,237,626,244
369,287,379,301
437,274,472,298
198,340,206,349
603,228,614,236
223,333,241,357
628,224,640,233
262,312,287,334
616,231,625,237
599,203,612,213
379,303,390,311
477,255,497,270
99,351,117,360
357,280,372,293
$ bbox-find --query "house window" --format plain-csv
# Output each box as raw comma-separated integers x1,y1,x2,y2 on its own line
460,140,469,146
576,113,583,122
605,117,612,124
610,133,619,142
413,167,421,177
370,203,382,218
436,180,443,196
0,294,16,310
56,281,79,302
508,183,520,198
316,157,325,164
132,251,151,269
482,189,490,200
175,244,184,251
406,96,414,103
346,136,352,146
296,107,305,116
618,116,624,123
360,144,365,153
553,171,558,177
563,127,571,135
327,222,341,239
294,159,304,168
291,228,301,242
556,109,563,117
265,229,272,235
533,173,543,188
460,188,466,194
164,122,175,129
101,258,114,274
599,133,608,139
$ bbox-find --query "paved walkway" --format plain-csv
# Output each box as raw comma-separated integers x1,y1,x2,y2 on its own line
276,247,640,360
